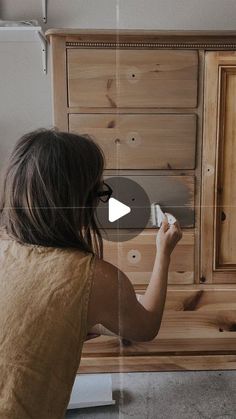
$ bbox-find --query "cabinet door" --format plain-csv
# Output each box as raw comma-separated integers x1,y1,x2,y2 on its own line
201,52,236,283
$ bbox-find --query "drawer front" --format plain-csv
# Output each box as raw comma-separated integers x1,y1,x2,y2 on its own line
82,288,236,357
67,49,198,108
69,114,197,169
103,230,194,286
98,175,195,229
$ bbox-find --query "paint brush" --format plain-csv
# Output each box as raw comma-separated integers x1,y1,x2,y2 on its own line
151,203,176,227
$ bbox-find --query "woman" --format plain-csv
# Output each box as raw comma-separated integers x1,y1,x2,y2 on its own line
0,129,182,418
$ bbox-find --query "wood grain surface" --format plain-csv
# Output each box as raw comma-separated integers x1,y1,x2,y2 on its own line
82,288,236,360
69,113,197,169
201,52,236,283
217,69,236,267
103,229,194,285
79,355,236,373
67,49,198,108
51,36,68,130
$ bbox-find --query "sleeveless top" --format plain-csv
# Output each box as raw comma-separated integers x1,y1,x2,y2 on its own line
0,229,95,419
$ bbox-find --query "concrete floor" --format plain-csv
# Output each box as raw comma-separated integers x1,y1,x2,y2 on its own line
66,371,236,419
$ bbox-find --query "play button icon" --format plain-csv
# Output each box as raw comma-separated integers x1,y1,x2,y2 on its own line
96,176,151,242
108,198,131,222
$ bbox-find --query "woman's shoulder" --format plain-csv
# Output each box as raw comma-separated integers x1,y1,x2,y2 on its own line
0,228,93,264
93,257,118,275
92,256,128,289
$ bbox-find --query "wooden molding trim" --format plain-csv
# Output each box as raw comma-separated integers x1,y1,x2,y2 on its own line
46,29,236,49
66,41,236,50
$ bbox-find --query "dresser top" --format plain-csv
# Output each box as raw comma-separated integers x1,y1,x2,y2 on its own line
46,29,236,37
46,29,236,49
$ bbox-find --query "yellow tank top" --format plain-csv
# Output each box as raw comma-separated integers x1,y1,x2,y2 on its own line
0,229,95,419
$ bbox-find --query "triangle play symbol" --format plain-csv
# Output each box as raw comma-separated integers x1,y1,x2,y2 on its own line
108,198,131,222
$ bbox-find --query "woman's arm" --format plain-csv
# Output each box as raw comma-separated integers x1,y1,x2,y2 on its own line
87,217,182,342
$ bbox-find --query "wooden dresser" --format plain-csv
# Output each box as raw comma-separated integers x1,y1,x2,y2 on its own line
47,30,236,372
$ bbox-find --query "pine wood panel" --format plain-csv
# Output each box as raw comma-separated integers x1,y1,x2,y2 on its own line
217,70,236,266
83,324,236,354
82,288,236,359
67,49,198,108
79,355,236,373
201,52,236,283
47,29,236,38
201,52,218,283
82,337,236,356
103,230,194,285
47,29,236,52
50,36,68,130
69,114,197,169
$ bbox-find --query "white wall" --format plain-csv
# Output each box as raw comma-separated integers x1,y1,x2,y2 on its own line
2,0,236,30
1,0,236,168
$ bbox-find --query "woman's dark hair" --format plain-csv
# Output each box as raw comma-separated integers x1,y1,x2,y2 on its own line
0,129,105,257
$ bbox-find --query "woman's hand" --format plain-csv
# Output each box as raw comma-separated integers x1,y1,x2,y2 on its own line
156,215,182,257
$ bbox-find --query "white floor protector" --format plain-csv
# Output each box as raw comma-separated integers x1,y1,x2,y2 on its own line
67,374,115,409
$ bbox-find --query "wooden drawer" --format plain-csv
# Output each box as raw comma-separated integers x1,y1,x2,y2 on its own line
98,175,195,229
82,288,236,360
67,49,198,108
69,114,197,169
103,229,194,285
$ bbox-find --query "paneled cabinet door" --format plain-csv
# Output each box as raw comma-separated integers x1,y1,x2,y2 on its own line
201,52,236,283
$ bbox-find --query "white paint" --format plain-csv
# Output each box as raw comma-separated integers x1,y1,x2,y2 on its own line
1,0,236,170
151,203,176,227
